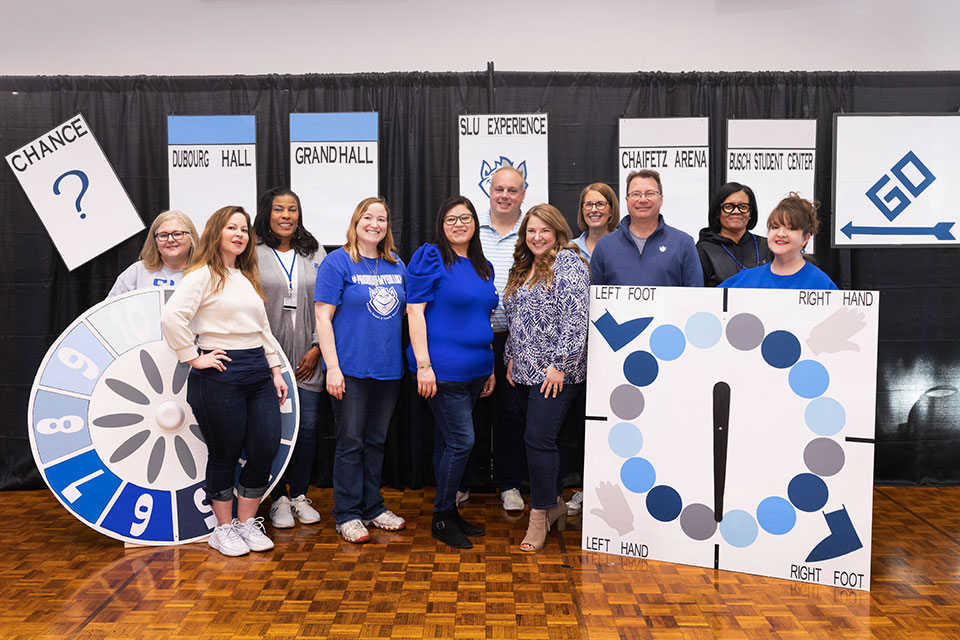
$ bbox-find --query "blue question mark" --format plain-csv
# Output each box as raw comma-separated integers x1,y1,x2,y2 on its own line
53,170,90,220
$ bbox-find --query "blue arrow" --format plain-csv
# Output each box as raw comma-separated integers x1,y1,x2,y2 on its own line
592,311,653,352
841,221,955,240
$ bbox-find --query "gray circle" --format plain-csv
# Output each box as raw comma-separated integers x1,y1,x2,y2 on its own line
680,503,717,540
804,437,845,476
610,384,645,420
726,313,765,351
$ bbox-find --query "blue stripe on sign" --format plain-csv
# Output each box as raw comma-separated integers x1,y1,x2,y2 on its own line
167,115,256,145
290,112,379,142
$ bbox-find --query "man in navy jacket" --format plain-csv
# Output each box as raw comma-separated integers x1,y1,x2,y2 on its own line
591,169,703,286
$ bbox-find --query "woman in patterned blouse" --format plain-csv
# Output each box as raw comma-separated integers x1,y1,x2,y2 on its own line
503,203,591,552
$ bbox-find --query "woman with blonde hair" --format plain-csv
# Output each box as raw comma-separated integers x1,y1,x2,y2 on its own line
161,205,287,557
572,182,618,260
314,197,407,544
108,210,198,296
503,203,590,552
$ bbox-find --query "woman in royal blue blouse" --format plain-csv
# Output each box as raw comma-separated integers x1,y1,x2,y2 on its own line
503,203,591,552
407,196,498,549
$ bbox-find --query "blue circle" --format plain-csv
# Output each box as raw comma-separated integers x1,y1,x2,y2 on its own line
789,360,830,398
623,351,659,387
761,330,801,369
756,496,797,535
620,457,656,494
719,509,758,548
646,485,682,522
804,397,846,436
608,422,643,458
788,473,829,512
649,325,686,361
685,312,722,349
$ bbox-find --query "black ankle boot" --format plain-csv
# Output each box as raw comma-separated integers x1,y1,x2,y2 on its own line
454,508,485,537
432,509,472,549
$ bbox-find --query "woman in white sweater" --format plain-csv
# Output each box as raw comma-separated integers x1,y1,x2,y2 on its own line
161,205,288,557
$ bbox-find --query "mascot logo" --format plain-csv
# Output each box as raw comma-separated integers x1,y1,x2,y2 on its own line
478,156,529,197
367,285,399,319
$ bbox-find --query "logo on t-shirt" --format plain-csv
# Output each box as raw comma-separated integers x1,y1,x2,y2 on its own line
367,285,400,319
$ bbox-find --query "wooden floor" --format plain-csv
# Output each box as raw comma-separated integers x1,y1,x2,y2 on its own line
1,486,959,639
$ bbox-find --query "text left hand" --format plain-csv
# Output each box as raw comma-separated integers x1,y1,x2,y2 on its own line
296,346,321,382
273,372,288,406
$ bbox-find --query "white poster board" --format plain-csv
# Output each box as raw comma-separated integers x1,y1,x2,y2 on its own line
583,286,878,590
167,115,257,231
618,118,708,241
834,114,960,247
5,114,144,270
458,114,549,211
290,112,379,245
727,119,817,252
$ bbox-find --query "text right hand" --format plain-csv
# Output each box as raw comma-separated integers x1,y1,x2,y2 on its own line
326,366,345,400
188,349,231,372
506,359,515,387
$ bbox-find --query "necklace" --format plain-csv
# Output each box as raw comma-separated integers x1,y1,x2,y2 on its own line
362,253,380,278
719,233,760,270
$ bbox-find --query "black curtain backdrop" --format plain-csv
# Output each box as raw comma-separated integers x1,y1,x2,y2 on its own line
2,70,959,491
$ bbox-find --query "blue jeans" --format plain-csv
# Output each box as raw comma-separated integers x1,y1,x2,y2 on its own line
493,333,527,491
428,376,487,512
271,387,320,500
330,375,400,524
517,382,583,510
187,372,281,501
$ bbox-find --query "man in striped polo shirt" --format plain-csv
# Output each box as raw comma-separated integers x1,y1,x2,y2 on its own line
475,165,527,512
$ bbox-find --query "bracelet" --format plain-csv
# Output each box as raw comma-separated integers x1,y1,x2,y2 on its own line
417,362,432,370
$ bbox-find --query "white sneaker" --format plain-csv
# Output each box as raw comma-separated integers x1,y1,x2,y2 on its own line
234,517,274,552
501,488,524,512
208,522,249,557
363,509,406,531
290,494,321,524
455,490,470,506
336,518,370,543
566,491,584,516
270,496,295,529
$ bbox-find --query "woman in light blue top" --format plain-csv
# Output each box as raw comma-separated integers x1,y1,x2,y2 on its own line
571,182,618,260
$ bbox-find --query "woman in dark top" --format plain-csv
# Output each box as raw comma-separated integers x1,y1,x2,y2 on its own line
696,182,772,287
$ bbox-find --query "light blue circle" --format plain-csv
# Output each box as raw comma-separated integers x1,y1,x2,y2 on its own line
756,496,797,535
804,397,846,436
620,457,656,494
650,325,686,361
608,422,643,458
684,312,722,349
789,360,830,399
719,509,759,548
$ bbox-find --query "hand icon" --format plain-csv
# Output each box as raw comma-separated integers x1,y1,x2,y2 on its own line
590,481,635,536
806,307,867,356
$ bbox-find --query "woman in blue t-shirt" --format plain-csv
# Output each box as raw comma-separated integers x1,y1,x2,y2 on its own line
721,193,837,290
314,197,407,544
407,196,498,549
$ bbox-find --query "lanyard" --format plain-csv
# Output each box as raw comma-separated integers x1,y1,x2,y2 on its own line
719,233,759,270
272,248,296,289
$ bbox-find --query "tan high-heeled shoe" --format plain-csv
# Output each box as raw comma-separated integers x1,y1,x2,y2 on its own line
520,508,548,552
547,496,567,532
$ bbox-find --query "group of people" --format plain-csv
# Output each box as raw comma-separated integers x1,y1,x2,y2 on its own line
111,164,835,558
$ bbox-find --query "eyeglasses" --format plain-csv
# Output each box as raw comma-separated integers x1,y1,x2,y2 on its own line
583,201,609,211
627,191,660,200
156,231,190,241
443,214,474,226
721,203,751,214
